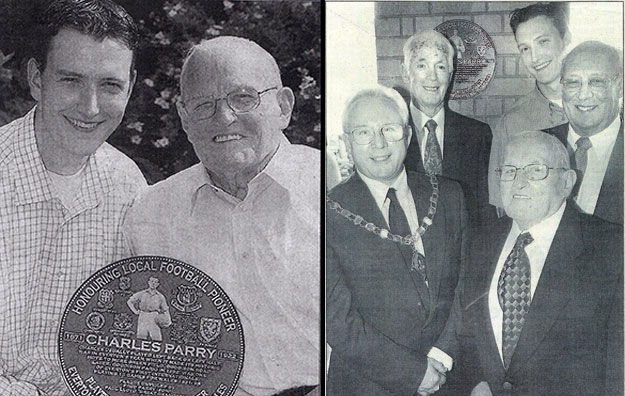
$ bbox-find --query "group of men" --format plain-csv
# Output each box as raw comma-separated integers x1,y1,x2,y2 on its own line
327,2,622,396
0,1,319,396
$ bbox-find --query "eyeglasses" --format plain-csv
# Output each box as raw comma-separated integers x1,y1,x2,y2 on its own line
495,164,567,181
560,76,618,94
179,87,278,121
348,123,406,145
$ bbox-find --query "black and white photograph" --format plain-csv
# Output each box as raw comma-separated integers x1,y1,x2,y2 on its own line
0,1,321,395
326,2,623,395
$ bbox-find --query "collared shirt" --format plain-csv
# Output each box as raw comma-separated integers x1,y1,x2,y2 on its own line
128,289,168,313
488,202,566,363
124,136,320,396
489,84,568,207
358,168,453,370
567,116,620,215
410,103,445,161
0,107,147,396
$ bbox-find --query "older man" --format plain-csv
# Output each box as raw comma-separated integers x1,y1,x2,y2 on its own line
489,3,570,209
124,37,319,396
452,131,623,396
544,41,623,225
401,30,493,229
0,1,145,395
326,85,467,396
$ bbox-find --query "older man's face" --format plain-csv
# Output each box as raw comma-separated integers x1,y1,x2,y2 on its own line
500,139,569,230
404,44,452,117
562,52,622,136
345,97,410,184
179,55,286,176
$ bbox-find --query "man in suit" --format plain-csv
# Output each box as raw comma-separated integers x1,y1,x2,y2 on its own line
544,41,623,224
401,30,494,229
326,85,468,396
453,131,623,396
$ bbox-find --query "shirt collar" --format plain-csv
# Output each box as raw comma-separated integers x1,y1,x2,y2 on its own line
510,201,566,241
358,167,408,209
410,102,445,132
13,106,108,209
528,83,566,118
567,115,621,155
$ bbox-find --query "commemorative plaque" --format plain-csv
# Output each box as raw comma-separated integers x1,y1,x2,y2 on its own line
59,256,244,396
435,19,496,99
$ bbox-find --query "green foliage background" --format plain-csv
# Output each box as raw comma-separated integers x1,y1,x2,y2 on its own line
0,0,320,183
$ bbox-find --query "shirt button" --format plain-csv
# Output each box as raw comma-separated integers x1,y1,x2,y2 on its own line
503,381,513,390
242,252,249,259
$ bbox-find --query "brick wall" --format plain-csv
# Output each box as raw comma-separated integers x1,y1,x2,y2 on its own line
375,1,537,128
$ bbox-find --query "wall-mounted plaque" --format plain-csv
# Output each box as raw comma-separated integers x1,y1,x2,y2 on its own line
435,19,497,99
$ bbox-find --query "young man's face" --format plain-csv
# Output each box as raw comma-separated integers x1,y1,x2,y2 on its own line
29,27,135,160
515,15,568,86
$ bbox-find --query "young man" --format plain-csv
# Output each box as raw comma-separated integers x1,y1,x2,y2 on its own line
488,3,570,209
0,1,145,394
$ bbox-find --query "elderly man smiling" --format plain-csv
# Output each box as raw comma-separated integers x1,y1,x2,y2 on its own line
326,85,467,396
451,131,623,396
124,37,319,396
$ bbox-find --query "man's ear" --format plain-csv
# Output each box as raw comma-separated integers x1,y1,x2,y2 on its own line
175,100,189,132
276,86,295,130
562,169,577,198
401,62,410,84
404,124,413,148
127,69,137,98
27,58,43,102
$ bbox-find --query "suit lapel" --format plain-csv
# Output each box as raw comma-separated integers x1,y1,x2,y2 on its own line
508,206,584,375
339,173,430,321
442,109,461,177
407,113,426,173
595,119,623,223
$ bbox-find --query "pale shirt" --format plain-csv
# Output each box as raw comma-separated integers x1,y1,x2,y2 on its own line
567,116,620,215
358,168,453,371
128,289,168,313
0,107,147,396
47,166,86,209
410,103,445,162
124,137,319,396
488,202,566,363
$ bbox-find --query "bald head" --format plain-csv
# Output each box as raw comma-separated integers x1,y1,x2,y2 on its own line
562,40,623,77
180,36,282,100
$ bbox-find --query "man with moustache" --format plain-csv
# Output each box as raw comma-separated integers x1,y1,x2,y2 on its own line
0,1,144,395
402,30,493,229
544,41,623,225
326,86,467,396
124,37,319,396
489,3,571,210
453,131,622,396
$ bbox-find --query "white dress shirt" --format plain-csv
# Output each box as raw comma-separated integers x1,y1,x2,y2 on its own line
567,116,620,215
358,168,453,370
410,103,445,163
488,202,566,363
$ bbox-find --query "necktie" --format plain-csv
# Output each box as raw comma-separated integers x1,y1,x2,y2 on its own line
572,137,592,197
386,188,428,282
497,232,533,370
423,119,442,175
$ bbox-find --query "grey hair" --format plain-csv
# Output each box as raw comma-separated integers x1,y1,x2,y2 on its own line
403,30,455,73
505,130,570,169
342,85,409,134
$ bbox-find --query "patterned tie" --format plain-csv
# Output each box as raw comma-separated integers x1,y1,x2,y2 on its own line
572,137,592,198
423,119,442,175
497,232,533,370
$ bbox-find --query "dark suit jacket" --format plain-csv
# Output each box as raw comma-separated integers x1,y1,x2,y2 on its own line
453,204,623,396
326,171,468,396
543,120,623,225
404,106,495,229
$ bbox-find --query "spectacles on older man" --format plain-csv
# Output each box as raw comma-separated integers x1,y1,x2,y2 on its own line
348,124,406,145
496,164,567,182
180,86,278,121
560,75,619,95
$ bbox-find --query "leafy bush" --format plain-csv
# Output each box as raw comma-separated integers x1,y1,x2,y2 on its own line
0,0,320,183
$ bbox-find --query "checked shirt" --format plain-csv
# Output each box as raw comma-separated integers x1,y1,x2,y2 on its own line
0,108,146,395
